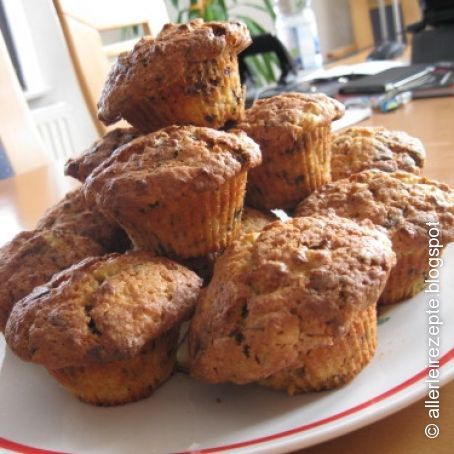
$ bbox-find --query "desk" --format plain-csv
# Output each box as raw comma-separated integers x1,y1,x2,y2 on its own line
360,97,454,187
0,96,453,454
302,96,454,452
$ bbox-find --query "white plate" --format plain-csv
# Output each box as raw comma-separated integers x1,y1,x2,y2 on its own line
1,245,453,454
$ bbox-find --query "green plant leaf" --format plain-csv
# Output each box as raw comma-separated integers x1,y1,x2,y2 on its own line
189,8,202,20
209,3,229,20
235,14,267,35
171,0,180,8
234,14,277,84
218,0,229,17
249,55,274,85
204,4,214,21
244,56,263,86
261,52,276,82
263,0,276,20
268,53,279,65
177,8,191,23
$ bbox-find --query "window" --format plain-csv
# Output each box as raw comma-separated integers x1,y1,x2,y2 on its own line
0,0,47,99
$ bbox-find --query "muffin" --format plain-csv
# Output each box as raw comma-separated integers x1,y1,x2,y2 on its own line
189,214,395,391
65,127,141,183
331,126,426,181
97,20,251,133
84,126,262,259
178,208,277,363
181,207,277,283
36,188,130,252
295,170,454,304
240,206,277,234
0,229,103,332
260,305,377,394
5,252,202,406
235,92,345,210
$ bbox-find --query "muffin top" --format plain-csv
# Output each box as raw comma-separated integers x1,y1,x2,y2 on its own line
84,126,261,207
157,19,250,53
36,189,130,252
0,229,103,332
240,207,276,234
237,92,345,132
98,19,251,126
6,252,203,369
295,170,454,246
189,214,395,383
331,126,426,181
65,127,141,183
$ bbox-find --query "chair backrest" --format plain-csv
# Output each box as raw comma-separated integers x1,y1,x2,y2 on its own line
53,0,169,135
0,30,48,178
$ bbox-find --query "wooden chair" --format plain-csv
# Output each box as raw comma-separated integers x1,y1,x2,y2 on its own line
0,31,48,178
53,0,169,136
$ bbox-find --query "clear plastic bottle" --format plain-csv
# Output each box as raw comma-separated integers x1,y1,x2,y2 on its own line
274,0,323,70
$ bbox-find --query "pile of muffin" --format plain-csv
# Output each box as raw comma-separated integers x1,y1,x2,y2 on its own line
1,19,454,406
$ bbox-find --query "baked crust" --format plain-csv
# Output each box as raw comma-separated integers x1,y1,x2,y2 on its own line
331,126,426,181
235,93,344,210
240,207,276,234
49,327,179,406
65,127,141,183
157,20,250,53
237,92,345,132
5,251,202,370
260,305,377,394
295,171,454,303
180,207,277,281
97,19,251,129
189,214,395,384
36,189,130,252
84,125,261,208
0,229,104,332
295,170,454,246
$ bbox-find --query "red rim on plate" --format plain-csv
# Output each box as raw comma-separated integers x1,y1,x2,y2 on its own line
1,348,453,454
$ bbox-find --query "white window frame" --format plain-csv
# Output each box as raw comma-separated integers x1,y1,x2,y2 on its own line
2,0,48,100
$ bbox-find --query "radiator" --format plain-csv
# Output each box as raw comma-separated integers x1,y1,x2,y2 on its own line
31,102,76,161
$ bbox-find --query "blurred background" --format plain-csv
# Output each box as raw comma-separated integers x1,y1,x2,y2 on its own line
0,0,429,176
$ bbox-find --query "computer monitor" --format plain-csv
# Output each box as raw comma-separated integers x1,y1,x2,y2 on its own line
417,1,454,28
411,1,454,63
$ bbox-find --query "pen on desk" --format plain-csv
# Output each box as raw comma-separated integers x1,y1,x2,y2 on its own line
440,71,452,85
375,90,412,113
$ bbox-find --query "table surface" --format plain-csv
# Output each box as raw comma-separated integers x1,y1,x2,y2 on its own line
1,89,454,454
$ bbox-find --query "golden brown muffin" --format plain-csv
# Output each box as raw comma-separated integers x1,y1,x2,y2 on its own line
65,127,141,183
36,189,130,252
0,229,103,332
240,206,277,234
97,20,251,133
235,92,345,210
5,252,202,406
295,170,454,304
181,207,277,282
260,305,377,394
189,214,395,391
331,126,426,181
84,125,262,259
